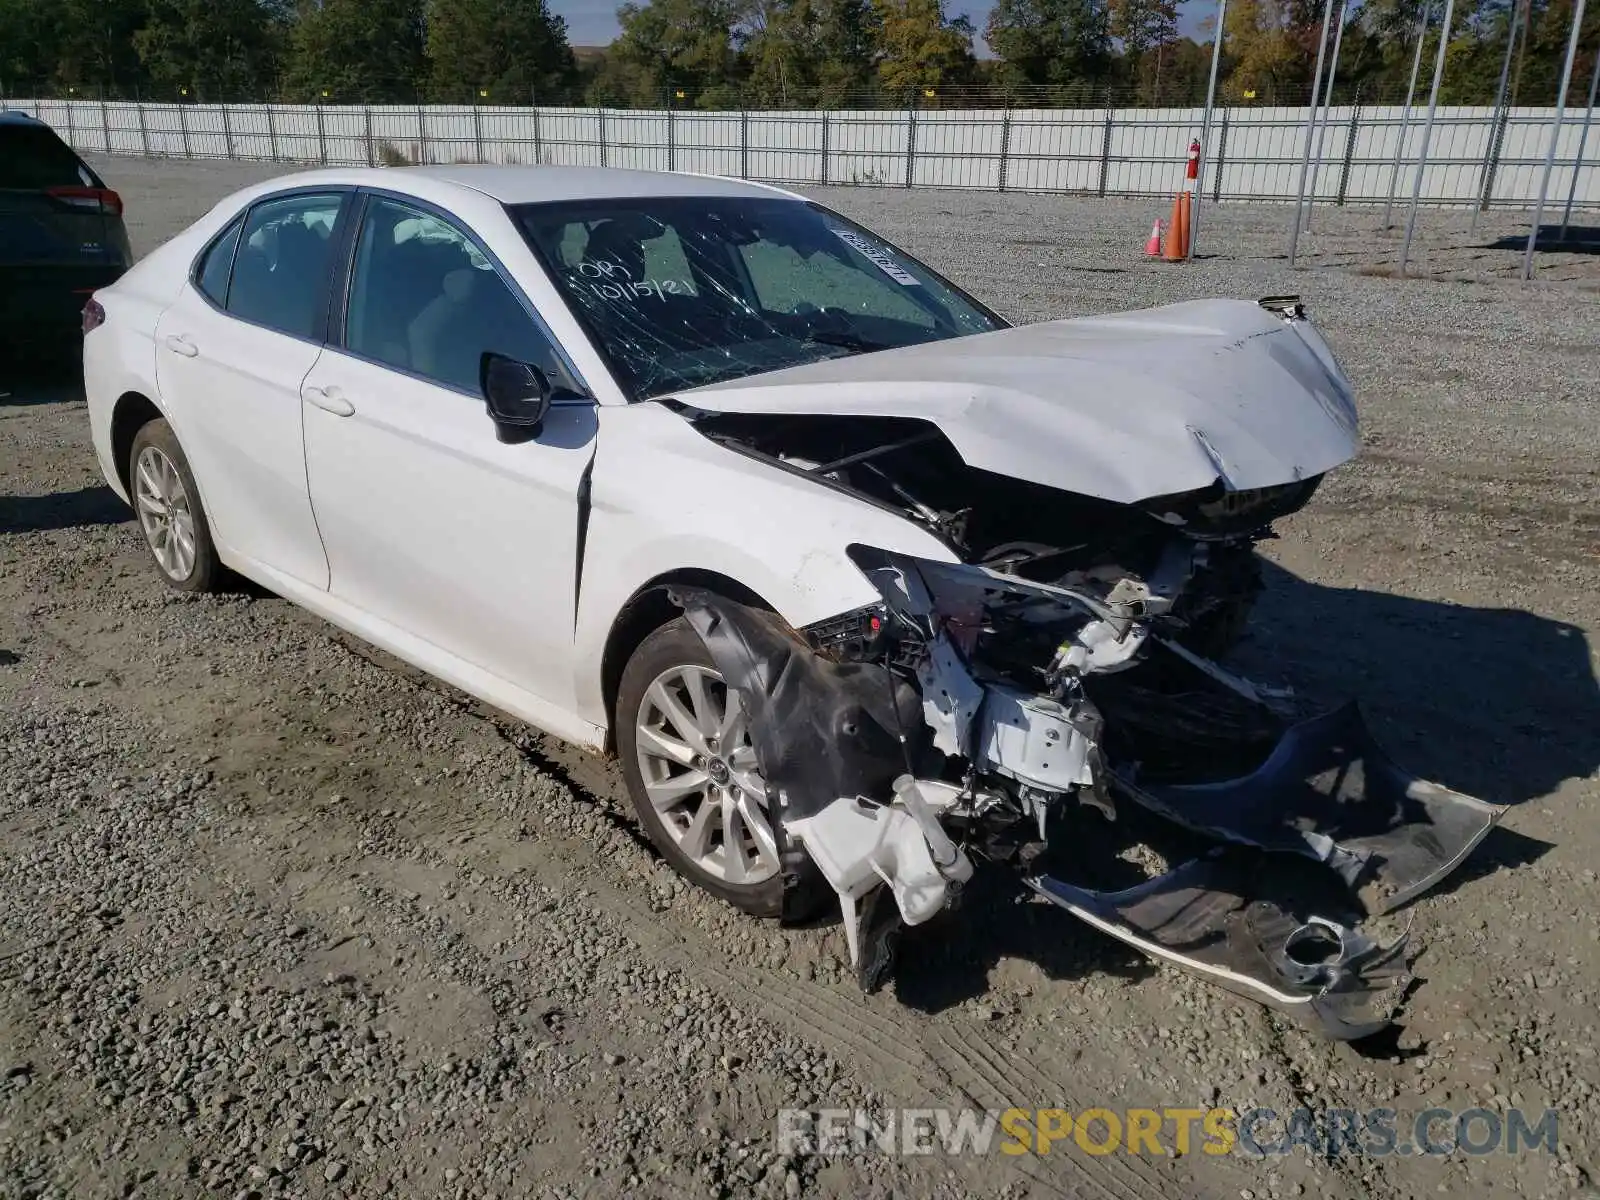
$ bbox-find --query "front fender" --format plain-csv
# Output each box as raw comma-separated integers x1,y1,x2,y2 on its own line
571,401,956,727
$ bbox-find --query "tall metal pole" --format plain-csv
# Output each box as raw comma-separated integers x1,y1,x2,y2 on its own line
1470,0,1524,234
1288,0,1337,265
1384,2,1432,229
1398,0,1456,276
1305,0,1349,232
1187,0,1229,260
1522,0,1588,278
1558,49,1599,240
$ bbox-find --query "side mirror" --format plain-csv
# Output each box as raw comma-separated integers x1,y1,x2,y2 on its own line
481,353,552,444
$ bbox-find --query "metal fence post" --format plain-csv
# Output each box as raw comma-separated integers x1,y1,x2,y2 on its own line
98,93,110,153
65,99,78,149
819,110,830,184
666,104,675,171
472,103,484,162
904,102,917,188
179,102,192,158
267,105,279,160
1471,0,1521,232
1337,104,1361,204
598,109,607,167
1098,90,1114,196
137,100,150,155
316,102,327,164
221,101,235,159
1213,111,1229,202
740,109,750,178
997,108,1012,191
416,104,426,163
532,106,543,165
1478,103,1512,221
363,103,374,166
1558,51,1600,238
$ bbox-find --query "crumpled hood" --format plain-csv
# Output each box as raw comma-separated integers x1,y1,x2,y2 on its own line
676,298,1360,504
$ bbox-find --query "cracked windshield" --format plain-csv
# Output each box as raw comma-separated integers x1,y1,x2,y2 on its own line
513,197,1004,399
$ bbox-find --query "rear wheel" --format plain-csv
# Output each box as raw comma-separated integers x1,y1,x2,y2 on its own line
128,419,223,593
616,617,785,917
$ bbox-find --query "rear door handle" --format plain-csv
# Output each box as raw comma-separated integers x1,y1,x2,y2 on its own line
302,384,355,417
163,334,198,358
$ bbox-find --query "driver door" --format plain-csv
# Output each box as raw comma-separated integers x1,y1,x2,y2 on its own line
300,193,596,715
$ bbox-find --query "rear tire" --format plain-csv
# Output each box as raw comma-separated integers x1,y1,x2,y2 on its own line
127,419,223,593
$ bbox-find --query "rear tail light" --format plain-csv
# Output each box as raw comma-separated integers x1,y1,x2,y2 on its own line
46,186,124,217
83,298,106,335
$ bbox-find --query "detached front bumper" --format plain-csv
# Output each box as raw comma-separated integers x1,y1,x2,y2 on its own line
1029,703,1503,1040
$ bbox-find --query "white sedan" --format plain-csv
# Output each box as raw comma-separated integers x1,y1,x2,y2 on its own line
84,165,1499,1038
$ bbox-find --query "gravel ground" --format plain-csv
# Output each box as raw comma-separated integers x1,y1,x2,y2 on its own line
1,155,1597,1200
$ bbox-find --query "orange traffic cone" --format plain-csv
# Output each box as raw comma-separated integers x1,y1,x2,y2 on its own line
1163,191,1192,261
1163,192,1185,261
1145,219,1163,257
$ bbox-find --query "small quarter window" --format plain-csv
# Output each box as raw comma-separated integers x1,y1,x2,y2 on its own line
195,218,242,307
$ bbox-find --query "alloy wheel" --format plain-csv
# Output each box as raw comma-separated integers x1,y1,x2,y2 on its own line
634,664,779,884
133,445,197,582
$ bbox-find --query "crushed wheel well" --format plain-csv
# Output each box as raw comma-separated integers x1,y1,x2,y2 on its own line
599,570,771,754
110,392,163,496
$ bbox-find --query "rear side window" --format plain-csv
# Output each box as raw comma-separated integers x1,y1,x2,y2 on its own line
196,219,242,306
0,123,96,189
226,192,343,339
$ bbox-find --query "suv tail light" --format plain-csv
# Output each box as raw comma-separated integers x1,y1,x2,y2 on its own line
46,186,124,217
82,297,106,335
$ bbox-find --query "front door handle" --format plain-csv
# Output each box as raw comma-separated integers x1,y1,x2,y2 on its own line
163,334,199,358
303,385,355,417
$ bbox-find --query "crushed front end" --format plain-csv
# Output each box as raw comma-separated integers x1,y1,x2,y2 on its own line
669,540,1502,1041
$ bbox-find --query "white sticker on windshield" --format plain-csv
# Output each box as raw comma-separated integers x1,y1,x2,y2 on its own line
831,228,921,286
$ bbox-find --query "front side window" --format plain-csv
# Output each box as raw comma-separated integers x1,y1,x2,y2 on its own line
226,192,343,339
513,197,1004,400
344,196,576,396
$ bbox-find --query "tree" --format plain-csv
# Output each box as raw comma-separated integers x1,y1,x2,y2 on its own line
1218,0,1302,100
280,0,425,102
1110,0,1177,99
424,0,577,103
43,0,152,95
134,0,287,100
873,0,975,96
742,0,879,105
985,0,1111,97
590,0,746,107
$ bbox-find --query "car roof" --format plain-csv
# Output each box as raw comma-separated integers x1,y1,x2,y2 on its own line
234,163,803,207
0,110,51,127
401,164,800,204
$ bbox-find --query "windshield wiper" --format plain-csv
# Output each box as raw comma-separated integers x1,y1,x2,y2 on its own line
803,330,896,353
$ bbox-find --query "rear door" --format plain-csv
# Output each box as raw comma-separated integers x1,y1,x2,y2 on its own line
153,190,350,589
0,120,126,325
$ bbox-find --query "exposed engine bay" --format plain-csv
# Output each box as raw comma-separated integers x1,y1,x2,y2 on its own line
664,300,1503,1041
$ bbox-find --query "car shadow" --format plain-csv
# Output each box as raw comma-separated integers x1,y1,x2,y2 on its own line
1481,224,1600,254
1240,559,1598,808
1,486,130,534
891,560,1582,1016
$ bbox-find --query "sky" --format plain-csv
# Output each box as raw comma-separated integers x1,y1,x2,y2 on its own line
554,0,1213,50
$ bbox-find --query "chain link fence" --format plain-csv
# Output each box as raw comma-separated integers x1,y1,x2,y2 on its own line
7,96,1597,210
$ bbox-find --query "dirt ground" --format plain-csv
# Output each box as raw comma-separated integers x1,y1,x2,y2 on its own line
1,156,1597,1200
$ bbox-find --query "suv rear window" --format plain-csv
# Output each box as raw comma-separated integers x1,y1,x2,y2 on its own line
0,123,96,190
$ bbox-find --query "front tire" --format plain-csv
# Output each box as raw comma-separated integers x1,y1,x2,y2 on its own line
128,418,223,593
616,617,785,917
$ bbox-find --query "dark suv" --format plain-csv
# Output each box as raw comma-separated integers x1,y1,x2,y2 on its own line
0,111,132,344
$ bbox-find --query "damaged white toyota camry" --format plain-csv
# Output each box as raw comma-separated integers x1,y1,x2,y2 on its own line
84,165,1501,1039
